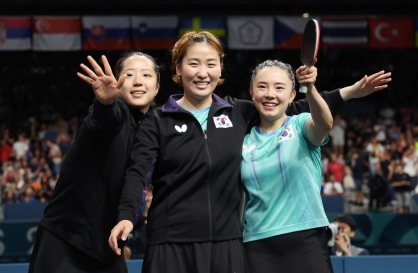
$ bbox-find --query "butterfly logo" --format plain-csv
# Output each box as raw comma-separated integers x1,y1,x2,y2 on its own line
242,144,256,153
175,124,187,133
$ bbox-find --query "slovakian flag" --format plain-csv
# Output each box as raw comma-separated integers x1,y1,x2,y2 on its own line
369,17,414,48
0,17,31,50
227,17,274,50
275,16,320,49
131,16,178,50
82,16,130,51
321,17,368,48
33,16,81,51
179,17,226,46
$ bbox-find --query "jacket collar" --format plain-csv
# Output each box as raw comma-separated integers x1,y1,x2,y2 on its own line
162,93,232,113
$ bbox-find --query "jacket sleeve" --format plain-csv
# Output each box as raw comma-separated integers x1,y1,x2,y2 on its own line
86,99,122,131
287,89,346,115
117,112,159,225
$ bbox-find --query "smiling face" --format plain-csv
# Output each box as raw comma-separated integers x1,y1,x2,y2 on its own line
118,55,159,112
250,66,296,125
176,43,222,103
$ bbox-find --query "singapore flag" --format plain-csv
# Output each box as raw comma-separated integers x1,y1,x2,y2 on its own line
369,17,414,48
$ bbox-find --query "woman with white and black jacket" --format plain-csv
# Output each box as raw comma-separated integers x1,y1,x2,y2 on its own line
109,31,391,273
29,52,160,273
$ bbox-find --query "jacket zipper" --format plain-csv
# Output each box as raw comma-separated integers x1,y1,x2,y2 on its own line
204,129,213,240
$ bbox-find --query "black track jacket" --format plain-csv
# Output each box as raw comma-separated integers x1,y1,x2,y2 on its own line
118,90,344,246
40,98,143,263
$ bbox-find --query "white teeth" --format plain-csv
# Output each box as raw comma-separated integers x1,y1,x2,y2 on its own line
263,103,276,107
194,81,209,85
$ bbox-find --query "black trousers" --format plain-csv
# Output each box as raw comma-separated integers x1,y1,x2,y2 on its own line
28,225,127,273
142,239,249,273
244,228,334,273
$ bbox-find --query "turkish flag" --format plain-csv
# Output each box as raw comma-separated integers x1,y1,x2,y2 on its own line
369,17,414,48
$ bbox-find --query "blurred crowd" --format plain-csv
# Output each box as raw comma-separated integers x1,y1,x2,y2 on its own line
321,106,418,213
1,49,418,213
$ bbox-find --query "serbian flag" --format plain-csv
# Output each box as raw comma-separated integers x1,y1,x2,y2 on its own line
369,17,414,48
321,16,368,48
0,17,31,50
179,17,226,46
227,17,274,49
131,16,178,50
33,16,81,51
275,16,320,49
82,16,130,50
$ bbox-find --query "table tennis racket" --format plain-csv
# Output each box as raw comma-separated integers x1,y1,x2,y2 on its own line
300,19,320,93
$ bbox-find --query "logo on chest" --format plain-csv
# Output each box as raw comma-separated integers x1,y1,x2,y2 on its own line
175,124,187,133
242,144,256,153
213,114,233,128
279,125,295,141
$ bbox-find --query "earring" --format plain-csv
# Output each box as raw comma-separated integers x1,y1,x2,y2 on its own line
178,76,181,80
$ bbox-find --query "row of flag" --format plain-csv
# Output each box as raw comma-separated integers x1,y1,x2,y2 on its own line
0,16,416,51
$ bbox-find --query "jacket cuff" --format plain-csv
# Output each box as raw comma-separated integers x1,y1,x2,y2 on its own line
93,98,116,111
117,209,135,226
326,89,346,112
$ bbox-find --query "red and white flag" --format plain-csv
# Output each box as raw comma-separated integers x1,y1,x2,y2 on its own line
369,17,414,48
33,16,81,51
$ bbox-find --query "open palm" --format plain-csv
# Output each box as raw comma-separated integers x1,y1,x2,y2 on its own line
77,55,127,105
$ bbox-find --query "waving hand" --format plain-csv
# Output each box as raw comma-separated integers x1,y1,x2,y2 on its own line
77,55,127,105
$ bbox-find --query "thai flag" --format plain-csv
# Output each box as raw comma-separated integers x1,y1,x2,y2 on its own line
131,16,178,50
321,17,368,48
82,16,130,51
0,17,31,50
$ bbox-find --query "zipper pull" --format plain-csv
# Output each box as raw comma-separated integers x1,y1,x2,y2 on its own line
204,130,207,139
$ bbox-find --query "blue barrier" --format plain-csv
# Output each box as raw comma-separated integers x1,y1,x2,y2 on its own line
3,203,47,221
322,195,345,213
2,256,418,273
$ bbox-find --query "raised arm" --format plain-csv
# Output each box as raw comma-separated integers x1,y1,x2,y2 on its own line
289,70,392,115
77,55,127,130
340,71,392,101
296,65,333,146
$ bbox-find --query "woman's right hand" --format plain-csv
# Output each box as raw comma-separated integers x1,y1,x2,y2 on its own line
77,55,127,105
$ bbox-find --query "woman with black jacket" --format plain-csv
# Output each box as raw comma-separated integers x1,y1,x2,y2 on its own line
109,31,391,273
29,52,160,273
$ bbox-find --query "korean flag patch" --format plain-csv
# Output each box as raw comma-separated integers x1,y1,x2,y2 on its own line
213,114,233,128
278,124,295,142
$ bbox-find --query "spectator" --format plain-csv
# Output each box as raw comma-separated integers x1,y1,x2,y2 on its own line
373,117,386,143
350,150,365,205
20,187,37,204
0,137,13,170
402,145,418,192
366,135,385,173
12,133,29,160
45,139,62,174
3,188,18,204
323,173,344,196
379,103,395,128
329,215,369,256
368,162,390,211
36,175,53,202
328,152,345,183
390,164,412,214
329,113,346,156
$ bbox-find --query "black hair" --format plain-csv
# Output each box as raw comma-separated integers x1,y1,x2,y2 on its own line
249,60,296,91
114,51,160,85
334,214,357,232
